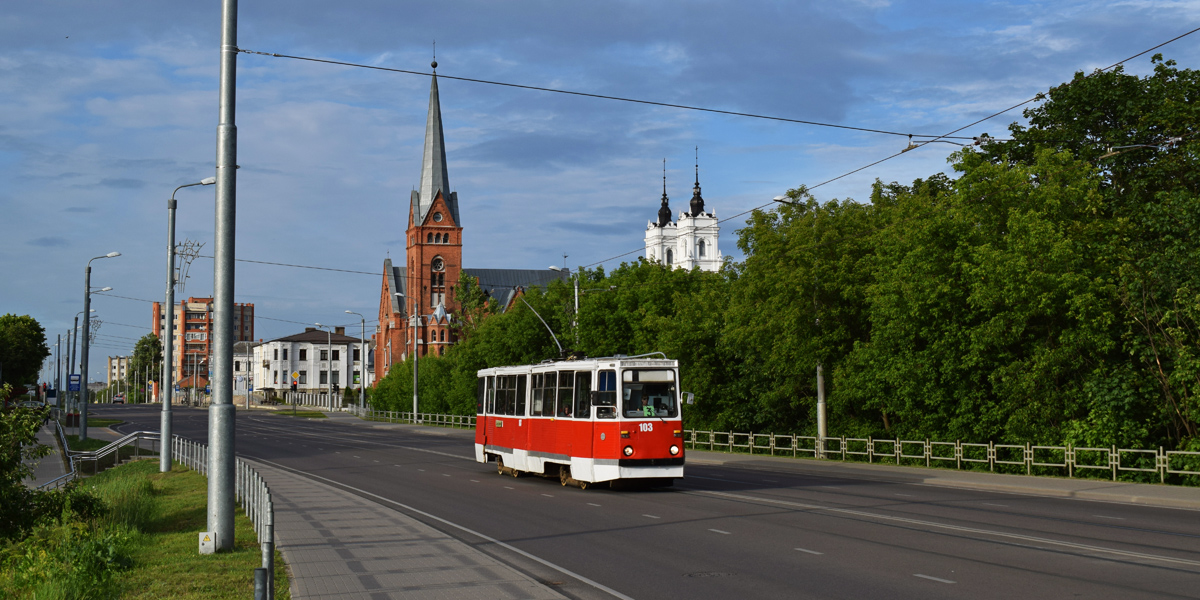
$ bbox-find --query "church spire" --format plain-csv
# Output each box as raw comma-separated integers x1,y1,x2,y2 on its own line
413,60,459,226
689,146,705,216
657,158,672,227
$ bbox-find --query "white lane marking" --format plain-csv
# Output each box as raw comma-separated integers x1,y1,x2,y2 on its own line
1094,515,1126,520
394,464,402,467
542,494,555,498
470,479,479,483
504,486,514,490
688,474,749,484
820,486,840,489
587,503,601,507
895,493,914,497
708,529,731,535
373,460,379,463
442,474,451,477
245,457,636,600
914,574,955,584
983,503,1007,507
418,469,425,472
692,490,1200,567
643,514,661,519
353,455,361,458
794,548,823,555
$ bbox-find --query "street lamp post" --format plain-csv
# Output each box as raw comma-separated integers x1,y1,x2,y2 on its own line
70,310,92,417
393,292,420,422
161,177,215,472
344,311,366,412
80,252,120,441
548,266,579,346
314,324,333,411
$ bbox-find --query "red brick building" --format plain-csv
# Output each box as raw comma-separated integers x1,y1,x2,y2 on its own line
374,66,565,384
153,296,255,390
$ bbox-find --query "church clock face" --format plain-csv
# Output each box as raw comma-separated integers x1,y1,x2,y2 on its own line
433,211,443,222
431,257,444,271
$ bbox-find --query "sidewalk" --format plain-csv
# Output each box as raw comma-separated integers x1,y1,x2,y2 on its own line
22,423,66,488
251,460,565,600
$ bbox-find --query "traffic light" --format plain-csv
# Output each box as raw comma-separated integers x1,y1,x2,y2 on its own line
290,381,297,393
333,383,340,394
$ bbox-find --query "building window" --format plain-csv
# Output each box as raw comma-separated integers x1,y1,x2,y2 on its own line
666,249,673,265
320,349,329,361
273,348,278,360
332,349,340,361
353,370,360,385
282,349,288,360
319,371,328,385
699,239,706,257
332,371,340,386
440,330,445,342
234,360,240,372
299,371,307,384
273,371,278,384
299,349,307,361
353,348,361,362
427,233,433,243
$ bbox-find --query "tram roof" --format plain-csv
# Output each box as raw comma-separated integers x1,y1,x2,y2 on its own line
477,355,678,375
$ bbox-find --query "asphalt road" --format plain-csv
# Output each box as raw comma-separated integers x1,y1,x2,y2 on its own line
102,405,1200,600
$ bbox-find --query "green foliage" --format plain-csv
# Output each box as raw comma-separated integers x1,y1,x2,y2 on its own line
0,315,50,387
126,334,162,403
371,58,1200,452
0,384,52,540
5,520,132,599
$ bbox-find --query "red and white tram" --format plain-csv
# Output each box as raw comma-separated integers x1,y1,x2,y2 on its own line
475,354,685,488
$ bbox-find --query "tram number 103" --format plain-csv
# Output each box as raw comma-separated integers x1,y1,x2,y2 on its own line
638,422,653,432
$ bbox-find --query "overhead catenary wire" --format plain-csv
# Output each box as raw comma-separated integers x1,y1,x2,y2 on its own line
237,48,980,141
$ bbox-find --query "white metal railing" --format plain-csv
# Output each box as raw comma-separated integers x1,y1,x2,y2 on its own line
684,430,1200,484
172,435,275,597
37,420,79,490
347,406,475,429
336,408,1200,485
275,391,346,412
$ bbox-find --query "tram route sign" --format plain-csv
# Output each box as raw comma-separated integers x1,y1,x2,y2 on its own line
68,374,81,392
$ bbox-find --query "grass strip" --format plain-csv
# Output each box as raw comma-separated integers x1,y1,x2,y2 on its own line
92,460,289,599
269,410,327,419
86,418,123,428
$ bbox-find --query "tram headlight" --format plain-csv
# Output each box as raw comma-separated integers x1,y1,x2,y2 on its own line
669,445,679,456
623,445,634,457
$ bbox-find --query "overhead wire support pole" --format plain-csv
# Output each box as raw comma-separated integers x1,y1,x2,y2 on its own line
208,0,238,553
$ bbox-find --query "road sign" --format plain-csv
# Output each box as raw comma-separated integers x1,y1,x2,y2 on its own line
68,374,81,392
291,371,299,380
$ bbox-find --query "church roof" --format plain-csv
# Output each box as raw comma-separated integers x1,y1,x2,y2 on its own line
412,67,461,227
465,269,568,311
386,258,408,318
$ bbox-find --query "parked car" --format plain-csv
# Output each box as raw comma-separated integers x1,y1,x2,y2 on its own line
112,393,125,404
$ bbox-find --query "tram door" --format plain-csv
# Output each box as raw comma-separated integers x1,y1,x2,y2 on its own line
571,371,593,459
483,376,495,446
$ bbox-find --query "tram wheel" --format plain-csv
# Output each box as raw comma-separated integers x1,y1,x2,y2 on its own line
559,465,570,486
496,456,505,476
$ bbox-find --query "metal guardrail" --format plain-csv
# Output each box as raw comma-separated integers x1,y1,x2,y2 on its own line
37,420,79,491
339,408,1200,485
348,406,475,429
683,430,1200,484
276,391,346,412
173,436,275,598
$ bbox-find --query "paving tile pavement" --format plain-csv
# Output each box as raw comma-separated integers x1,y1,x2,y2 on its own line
251,460,567,600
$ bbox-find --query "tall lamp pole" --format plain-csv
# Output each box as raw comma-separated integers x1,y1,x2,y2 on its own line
80,254,119,441
314,324,333,410
344,311,366,411
394,292,420,422
548,266,579,346
162,177,215,473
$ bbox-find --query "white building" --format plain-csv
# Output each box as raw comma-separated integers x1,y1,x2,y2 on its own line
645,164,722,272
106,355,131,387
251,327,374,394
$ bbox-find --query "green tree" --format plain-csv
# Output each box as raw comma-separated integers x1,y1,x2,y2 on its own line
0,383,51,539
0,315,50,387
126,334,161,404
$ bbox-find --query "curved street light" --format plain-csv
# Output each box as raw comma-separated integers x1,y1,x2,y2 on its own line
80,251,120,440
161,176,215,472
344,310,367,411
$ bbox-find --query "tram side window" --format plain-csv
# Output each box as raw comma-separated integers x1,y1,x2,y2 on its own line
476,377,485,414
496,375,514,416
543,375,556,418
516,374,527,416
531,373,544,416
574,372,591,418
595,370,617,419
486,376,495,414
557,371,574,418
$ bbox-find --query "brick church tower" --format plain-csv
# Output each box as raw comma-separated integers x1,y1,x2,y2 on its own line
376,63,462,382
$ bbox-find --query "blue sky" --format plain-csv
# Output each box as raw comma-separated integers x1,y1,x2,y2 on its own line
3,0,1199,371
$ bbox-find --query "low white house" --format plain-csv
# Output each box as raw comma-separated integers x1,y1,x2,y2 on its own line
251,327,374,394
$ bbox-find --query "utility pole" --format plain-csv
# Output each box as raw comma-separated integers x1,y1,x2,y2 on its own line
207,0,238,553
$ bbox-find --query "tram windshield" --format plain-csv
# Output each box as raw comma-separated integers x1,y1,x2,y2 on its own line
621,369,679,418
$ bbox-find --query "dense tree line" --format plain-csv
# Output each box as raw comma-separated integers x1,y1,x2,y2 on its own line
374,57,1200,451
